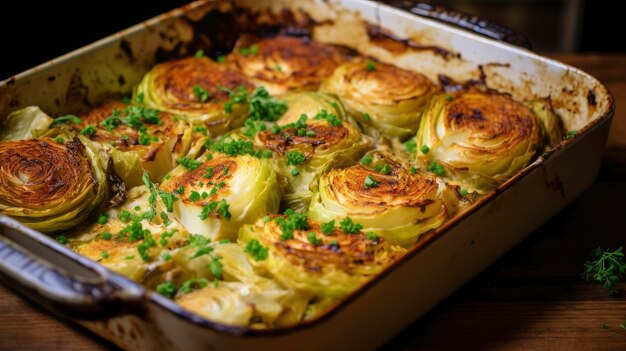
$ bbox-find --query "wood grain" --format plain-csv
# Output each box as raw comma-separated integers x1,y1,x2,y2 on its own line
1,54,625,351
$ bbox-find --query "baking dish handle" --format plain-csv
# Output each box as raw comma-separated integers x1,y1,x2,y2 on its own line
382,1,533,50
0,215,143,320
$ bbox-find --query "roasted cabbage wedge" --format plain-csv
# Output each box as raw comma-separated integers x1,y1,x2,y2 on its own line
253,92,370,210
135,57,255,133
172,241,309,327
160,153,280,242
68,185,189,282
414,91,543,193
68,100,197,187
0,135,121,233
528,98,564,147
321,59,437,139
238,212,406,298
0,106,53,141
229,36,346,95
309,150,458,247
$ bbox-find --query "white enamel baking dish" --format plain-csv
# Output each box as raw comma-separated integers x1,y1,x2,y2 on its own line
0,1,614,350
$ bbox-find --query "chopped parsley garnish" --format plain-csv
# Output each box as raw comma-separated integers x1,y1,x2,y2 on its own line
178,278,209,294
242,118,267,137
135,92,145,104
177,157,202,171
290,168,300,176
101,232,112,240
194,49,204,58
307,231,323,246
263,215,271,223
404,139,417,153
364,175,380,188
286,151,306,165
203,167,214,179
189,191,201,202
275,209,310,241
160,211,171,225
239,87,288,136
366,232,378,241
161,252,172,261
275,65,282,71
137,230,156,262
50,114,81,127
428,162,446,176
365,60,376,71
119,209,132,223
210,139,254,156
247,86,287,121
125,255,135,260
100,251,110,259
340,217,362,234
189,234,211,247
329,239,339,246
97,212,109,225
176,186,185,195
360,154,373,165
101,106,162,133
79,125,96,136
193,125,208,135
193,84,211,103
239,44,259,56
138,126,158,145
199,199,231,220
223,167,229,175
208,256,223,284
445,95,453,102
244,239,268,261
313,109,342,126
101,109,122,131
156,281,176,298
459,188,469,197
159,229,176,247
363,113,371,121
216,55,226,63
581,246,625,295
128,106,161,125
55,235,68,244
190,244,214,259
143,172,158,210
410,166,418,174
321,220,335,235
565,130,577,139
374,164,391,175
116,219,144,242
305,130,316,137
420,144,430,154
219,85,249,114
207,181,226,197
54,136,65,143
261,149,272,158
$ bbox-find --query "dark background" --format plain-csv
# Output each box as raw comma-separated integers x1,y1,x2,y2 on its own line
0,0,623,80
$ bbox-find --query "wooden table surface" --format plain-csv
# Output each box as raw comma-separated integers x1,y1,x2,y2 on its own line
1,54,625,350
